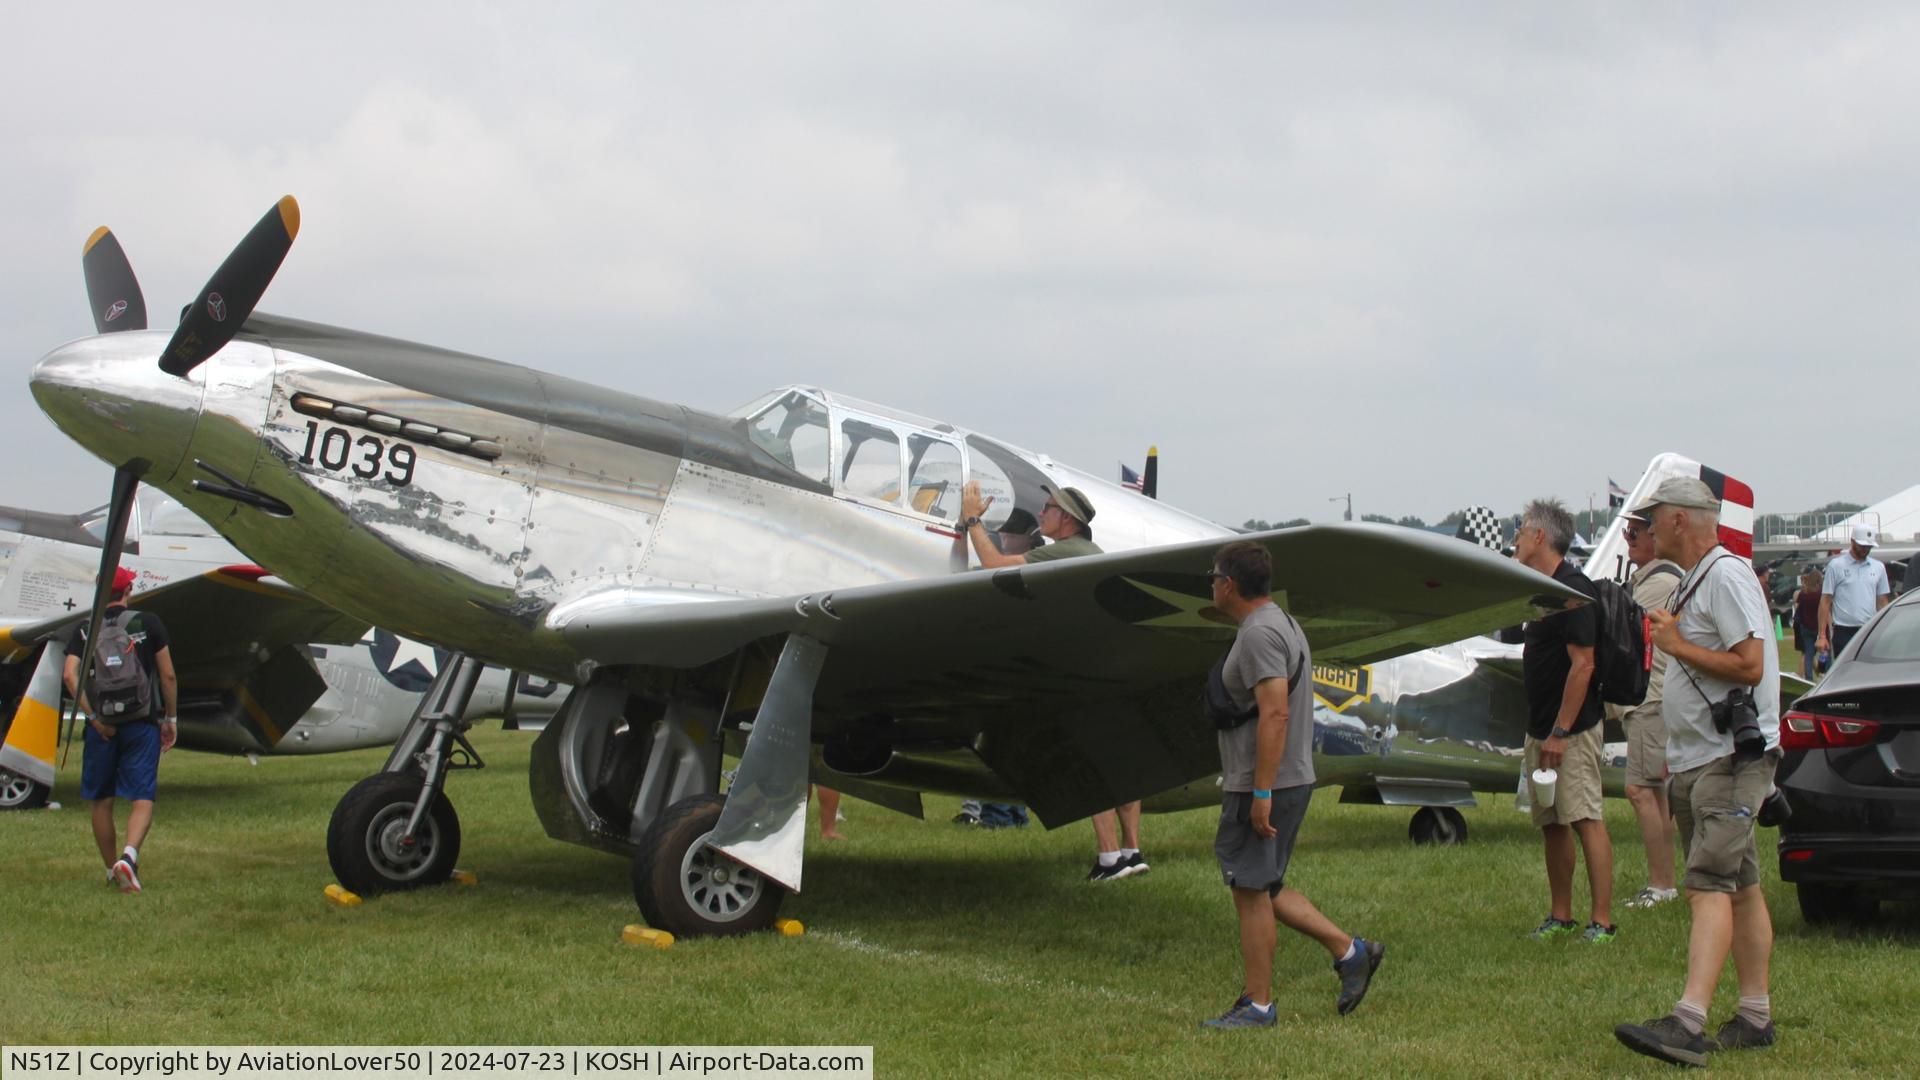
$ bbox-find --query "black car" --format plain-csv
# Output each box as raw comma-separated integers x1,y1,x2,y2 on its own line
1777,587,1920,922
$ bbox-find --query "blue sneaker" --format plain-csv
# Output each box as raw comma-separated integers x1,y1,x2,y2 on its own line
1334,938,1385,1015
1201,995,1276,1030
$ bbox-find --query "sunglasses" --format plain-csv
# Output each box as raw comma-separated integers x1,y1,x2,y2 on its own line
1623,528,1641,541
1205,570,1229,582
1042,502,1062,513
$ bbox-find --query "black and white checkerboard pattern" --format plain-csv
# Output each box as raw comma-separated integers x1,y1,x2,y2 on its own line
1454,505,1503,551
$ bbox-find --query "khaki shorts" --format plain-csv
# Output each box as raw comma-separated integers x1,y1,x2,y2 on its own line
1669,751,1780,894
1622,702,1668,789
1524,724,1605,827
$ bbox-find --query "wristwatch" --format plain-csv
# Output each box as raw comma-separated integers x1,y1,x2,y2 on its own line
1549,725,1571,740
961,516,981,529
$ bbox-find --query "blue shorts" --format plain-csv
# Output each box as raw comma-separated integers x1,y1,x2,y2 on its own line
81,721,160,802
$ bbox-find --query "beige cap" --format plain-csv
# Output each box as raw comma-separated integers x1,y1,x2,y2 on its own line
1042,485,1096,528
1628,476,1719,516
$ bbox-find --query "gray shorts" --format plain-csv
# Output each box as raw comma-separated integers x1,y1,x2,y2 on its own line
1215,785,1312,895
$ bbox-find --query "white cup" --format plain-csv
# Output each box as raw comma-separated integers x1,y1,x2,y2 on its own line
1530,768,1558,809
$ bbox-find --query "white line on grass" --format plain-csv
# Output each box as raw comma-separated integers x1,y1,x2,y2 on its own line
814,929,1182,1014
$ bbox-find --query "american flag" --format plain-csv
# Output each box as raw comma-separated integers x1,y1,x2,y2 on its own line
1120,463,1144,491
1607,476,1629,508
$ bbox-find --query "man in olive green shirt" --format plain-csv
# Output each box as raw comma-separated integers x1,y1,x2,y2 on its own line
958,482,1145,880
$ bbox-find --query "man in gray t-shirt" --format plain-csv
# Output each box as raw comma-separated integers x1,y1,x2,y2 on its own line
1199,540,1382,1031
1217,604,1315,792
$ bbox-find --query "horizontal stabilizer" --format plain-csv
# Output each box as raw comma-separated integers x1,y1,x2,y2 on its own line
0,643,66,787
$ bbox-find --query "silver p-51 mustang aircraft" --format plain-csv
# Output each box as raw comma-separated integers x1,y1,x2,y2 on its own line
30,197,1585,935
0,484,560,809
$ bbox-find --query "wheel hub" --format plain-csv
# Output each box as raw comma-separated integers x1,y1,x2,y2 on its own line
680,830,764,923
366,802,439,881
1,773,33,806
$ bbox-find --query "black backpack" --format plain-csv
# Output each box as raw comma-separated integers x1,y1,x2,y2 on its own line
1203,611,1305,731
1589,565,1682,707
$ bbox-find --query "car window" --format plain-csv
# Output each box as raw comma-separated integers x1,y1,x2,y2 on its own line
1858,604,1920,662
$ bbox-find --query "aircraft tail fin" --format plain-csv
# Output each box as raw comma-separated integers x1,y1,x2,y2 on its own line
1453,506,1503,552
0,643,66,796
1586,453,1754,585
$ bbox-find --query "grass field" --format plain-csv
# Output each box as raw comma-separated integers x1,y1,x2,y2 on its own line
3,726,1915,1078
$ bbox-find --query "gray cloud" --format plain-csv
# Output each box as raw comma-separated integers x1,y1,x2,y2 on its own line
5,3,1915,529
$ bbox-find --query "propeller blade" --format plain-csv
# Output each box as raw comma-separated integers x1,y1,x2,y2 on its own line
1142,445,1158,500
157,195,300,377
72,465,142,721
81,227,148,333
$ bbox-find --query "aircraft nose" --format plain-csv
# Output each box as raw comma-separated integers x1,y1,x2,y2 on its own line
31,331,205,483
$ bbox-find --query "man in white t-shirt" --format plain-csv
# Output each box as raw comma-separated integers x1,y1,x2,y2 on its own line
1817,524,1890,657
1613,477,1781,1067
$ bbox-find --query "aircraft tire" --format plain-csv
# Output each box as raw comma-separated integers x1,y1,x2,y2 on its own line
632,793,784,938
1408,806,1468,846
0,769,50,811
326,773,461,893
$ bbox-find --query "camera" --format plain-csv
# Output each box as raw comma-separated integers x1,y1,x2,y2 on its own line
1710,686,1765,760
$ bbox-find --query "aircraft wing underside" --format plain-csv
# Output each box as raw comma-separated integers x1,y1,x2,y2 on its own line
555,523,1586,825
6,568,366,681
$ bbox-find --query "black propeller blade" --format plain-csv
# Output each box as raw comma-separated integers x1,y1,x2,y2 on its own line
157,195,300,377
1142,446,1158,500
70,464,143,727
81,227,148,333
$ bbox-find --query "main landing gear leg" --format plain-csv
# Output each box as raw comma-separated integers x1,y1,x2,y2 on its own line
327,653,488,893
631,633,826,938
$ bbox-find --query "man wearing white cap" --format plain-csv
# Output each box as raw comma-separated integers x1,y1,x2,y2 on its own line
1817,524,1890,657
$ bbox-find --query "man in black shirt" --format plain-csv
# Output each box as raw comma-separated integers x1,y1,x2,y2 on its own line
63,567,178,894
1512,499,1615,943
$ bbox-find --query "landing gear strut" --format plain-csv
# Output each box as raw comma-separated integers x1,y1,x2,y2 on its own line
1409,805,1468,845
327,653,486,894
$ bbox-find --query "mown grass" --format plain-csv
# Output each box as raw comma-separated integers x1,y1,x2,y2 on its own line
2,727,1915,1078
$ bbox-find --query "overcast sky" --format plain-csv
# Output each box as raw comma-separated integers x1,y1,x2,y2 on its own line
4,3,1915,529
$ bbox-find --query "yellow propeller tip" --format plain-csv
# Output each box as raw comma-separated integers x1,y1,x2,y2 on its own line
1147,445,1158,456
83,226,111,255
276,195,301,239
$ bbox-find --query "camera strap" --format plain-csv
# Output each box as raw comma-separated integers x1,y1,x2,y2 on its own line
1667,550,1742,711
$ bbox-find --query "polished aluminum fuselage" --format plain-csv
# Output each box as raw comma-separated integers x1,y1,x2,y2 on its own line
33,329,1225,683
31,324,1592,803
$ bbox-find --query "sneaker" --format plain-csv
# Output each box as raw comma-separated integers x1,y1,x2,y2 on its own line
1625,886,1679,909
1333,938,1386,1015
1114,851,1150,879
1086,858,1125,883
951,811,982,827
1580,921,1618,944
1200,995,1276,1030
111,857,141,894
1528,916,1579,941
1614,1014,1711,1067
1710,1014,1776,1052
